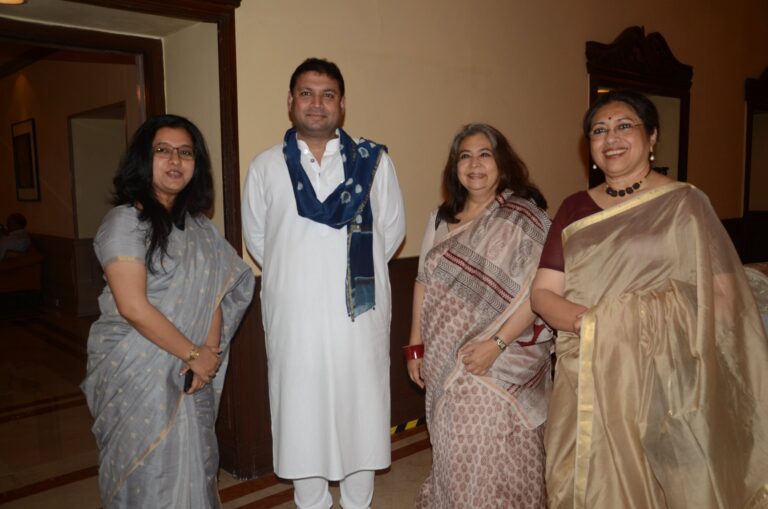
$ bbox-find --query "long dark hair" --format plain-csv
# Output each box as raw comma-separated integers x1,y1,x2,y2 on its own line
112,114,213,271
437,123,547,223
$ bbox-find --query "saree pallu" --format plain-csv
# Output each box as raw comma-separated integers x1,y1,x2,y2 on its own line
546,183,768,509
81,207,254,508
417,191,554,509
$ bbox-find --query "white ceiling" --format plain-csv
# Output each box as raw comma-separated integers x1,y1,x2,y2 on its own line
0,0,197,38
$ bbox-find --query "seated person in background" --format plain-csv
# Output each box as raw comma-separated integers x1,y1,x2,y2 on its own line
0,213,31,260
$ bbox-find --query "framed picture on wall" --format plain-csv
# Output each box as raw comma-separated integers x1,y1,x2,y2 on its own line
12,118,41,201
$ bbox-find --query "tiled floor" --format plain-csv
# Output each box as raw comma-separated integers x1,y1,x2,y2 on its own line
0,308,431,508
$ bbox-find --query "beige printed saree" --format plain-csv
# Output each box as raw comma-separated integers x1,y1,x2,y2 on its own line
546,183,768,509
416,190,554,508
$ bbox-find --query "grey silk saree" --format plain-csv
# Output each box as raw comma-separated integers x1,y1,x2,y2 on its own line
81,206,254,508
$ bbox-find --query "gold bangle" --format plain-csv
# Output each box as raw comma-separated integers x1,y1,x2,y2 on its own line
187,347,200,362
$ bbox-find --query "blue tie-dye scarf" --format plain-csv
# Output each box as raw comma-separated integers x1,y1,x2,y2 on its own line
283,127,385,320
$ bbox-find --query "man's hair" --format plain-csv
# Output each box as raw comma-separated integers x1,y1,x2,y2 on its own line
289,58,345,97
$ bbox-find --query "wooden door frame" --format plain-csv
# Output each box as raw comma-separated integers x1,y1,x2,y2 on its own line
3,1,271,477
69,0,244,251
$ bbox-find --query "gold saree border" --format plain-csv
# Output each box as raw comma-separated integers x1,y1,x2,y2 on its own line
106,391,186,505
103,255,144,267
562,182,690,247
105,251,238,504
746,483,768,509
573,310,596,509
565,185,691,507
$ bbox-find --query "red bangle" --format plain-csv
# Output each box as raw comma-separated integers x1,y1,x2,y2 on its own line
402,344,424,360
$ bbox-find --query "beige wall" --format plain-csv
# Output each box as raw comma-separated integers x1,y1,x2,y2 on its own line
234,0,768,259
648,95,680,181
164,21,225,233
70,117,126,238
0,59,140,238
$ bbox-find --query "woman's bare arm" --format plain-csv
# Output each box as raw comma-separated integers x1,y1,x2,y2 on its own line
105,261,220,382
531,268,587,332
406,281,426,388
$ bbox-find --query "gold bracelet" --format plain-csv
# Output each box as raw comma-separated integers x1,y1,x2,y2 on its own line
187,346,200,362
493,335,508,352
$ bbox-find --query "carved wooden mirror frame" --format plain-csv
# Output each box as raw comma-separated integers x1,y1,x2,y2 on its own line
586,26,693,187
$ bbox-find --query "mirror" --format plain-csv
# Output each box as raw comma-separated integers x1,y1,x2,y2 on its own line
744,68,768,218
586,26,693,187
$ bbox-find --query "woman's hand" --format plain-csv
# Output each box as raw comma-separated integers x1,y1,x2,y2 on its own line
407,358,425,389
459,339,503,376
531,269,589,333
187,344,222,384
573,313,584,333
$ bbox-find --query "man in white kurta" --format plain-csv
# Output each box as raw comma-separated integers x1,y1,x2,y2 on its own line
241,58,405,509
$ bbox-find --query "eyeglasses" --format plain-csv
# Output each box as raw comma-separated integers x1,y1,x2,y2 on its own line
153,143,195,160
589,122,644,140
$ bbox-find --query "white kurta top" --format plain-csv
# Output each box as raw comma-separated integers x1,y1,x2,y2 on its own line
242,134,406,479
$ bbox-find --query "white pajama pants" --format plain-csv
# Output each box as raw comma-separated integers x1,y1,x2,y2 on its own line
293,470,375,509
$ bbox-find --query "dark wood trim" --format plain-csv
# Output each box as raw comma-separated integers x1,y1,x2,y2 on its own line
388,257,427,427
216,278,273,479
0,47,56,79
216,10,243,252
67,0,243,252
0,17,165,117
743,67,768,217
586,26,693,186
586,26,693,89
69,0,240,20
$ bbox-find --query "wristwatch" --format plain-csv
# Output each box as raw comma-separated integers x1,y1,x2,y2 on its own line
493,335,507,352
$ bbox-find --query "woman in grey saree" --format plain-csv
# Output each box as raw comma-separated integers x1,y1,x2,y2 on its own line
407,124,553,508
81,115,254,508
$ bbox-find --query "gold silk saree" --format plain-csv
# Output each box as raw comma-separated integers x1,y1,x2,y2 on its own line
546,183,768,509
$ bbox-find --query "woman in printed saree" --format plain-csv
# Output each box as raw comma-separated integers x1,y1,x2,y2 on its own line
81,115,254,508
406,123,554,508
531,90,768,508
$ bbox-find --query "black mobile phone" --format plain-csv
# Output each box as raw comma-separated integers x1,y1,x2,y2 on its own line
183,370,194,392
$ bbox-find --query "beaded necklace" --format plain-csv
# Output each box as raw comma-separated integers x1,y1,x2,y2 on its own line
605,168,652,198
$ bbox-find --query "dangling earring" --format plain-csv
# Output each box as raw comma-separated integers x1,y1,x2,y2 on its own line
592,163,597,170
649,153,655,162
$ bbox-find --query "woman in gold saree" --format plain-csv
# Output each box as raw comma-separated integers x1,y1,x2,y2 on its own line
81,115,254,508
406,124,554,508
532,90,768,508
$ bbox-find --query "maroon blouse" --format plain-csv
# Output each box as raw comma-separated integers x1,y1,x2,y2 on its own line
538,191,602,272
